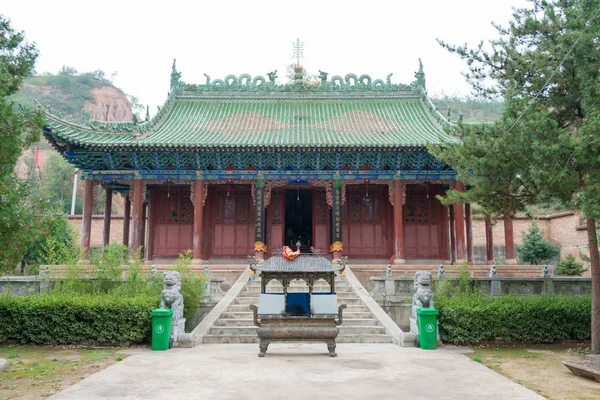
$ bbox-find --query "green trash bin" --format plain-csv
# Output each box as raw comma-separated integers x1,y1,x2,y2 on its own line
150,308,173,351
416,308,438,350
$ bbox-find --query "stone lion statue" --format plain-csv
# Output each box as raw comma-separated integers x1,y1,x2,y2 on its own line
412,271,434,318
160,271,183,321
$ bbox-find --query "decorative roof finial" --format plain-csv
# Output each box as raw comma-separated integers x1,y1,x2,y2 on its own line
414,58,426,93
170,58,182,90
145,105,150,121
291,38,305,67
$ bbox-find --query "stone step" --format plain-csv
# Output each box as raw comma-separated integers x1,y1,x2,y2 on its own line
213,318,382,327
221,312,254,319
248,282,349,288
248,286,350,291
209,326,258,335
336,334,394,344
203,334,259,344
339,326,387,335
225,304,369,313
245,289,354,295
214,319,257,327
203,334,393,344
339,312,374,319
209,325,387,336
219,310,373,320
232,297,363,305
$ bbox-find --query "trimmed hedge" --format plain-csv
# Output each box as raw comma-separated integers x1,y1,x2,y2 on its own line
0,294,158,345
437,295,591,344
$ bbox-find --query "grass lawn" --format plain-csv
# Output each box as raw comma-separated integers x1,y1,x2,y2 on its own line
0,345,125,399
466,343,599,400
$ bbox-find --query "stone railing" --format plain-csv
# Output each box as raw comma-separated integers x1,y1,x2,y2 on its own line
370,276,592,299
369,275,592,331
0,276,226,301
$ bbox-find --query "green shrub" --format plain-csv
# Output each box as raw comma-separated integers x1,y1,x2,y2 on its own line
0,293,157,345
436,295,591,344
168,250,207,321
435,261,479,298
517,221,561,265
556,254,588,276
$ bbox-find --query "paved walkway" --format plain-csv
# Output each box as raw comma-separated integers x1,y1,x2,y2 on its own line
50,344,543,400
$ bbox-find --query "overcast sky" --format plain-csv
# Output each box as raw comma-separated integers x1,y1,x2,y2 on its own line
4,0,526,116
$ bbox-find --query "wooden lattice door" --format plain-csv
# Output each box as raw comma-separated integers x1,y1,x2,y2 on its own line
151,188,193,257
267,189,284,254
342,186,389,258
403,185,448,259
312,189,329,254
211,186,255,257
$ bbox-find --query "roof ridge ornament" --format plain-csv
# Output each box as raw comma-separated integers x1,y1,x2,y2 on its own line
414,58,426,93
180,71,416,93
171,59,182,90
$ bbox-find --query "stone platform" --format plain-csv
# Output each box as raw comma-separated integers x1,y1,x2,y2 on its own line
49,344,544,400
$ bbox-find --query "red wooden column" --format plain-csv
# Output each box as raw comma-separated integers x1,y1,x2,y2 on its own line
80,179,94,259
192,179,205,261
103,188,112,247
465,203,474,264
453,181,466,263
128,179,144,259
449,205,456,264
330,177,343,260
504,216,517,264
392,180,405,264
254,179,266,260
140,202,147,252
122,196,130,247
485,216,495,264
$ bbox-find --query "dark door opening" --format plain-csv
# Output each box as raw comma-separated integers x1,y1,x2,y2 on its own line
285,189,313,252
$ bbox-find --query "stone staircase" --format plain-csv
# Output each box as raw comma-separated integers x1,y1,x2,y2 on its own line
202,275,394,344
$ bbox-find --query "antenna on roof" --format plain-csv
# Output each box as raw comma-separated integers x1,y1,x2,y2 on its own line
291,38,305,67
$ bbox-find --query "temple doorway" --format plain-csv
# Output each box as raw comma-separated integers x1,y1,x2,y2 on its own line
284,188,313,251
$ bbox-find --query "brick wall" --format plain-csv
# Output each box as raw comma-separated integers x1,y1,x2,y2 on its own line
471,211,588,259
69,215,125,247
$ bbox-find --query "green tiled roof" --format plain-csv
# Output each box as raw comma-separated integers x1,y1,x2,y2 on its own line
45,93,456,150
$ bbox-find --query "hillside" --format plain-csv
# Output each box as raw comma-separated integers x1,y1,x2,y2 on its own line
15,69,134,169
13,68,137,215
430,95,503,123
14,69,133,130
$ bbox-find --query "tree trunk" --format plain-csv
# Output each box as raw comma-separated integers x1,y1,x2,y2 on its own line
587,217,599,354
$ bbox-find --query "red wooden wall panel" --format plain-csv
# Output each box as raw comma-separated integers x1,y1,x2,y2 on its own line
403,185,448,259
151,188,194,257
209,186,255,257
342,185,390,258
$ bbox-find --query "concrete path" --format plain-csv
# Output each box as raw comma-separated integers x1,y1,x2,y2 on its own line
50,344,543,400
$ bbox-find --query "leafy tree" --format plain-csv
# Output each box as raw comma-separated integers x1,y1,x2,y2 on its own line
517,221,560,265
556,254,588,276
0,15,43,180
0,15,47,273
41,152,78,213
434,0,600,353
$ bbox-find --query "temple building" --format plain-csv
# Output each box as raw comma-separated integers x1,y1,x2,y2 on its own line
42,60,517,265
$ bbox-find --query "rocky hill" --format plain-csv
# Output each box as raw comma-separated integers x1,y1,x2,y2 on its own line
13,69,137,215
14,69,135,174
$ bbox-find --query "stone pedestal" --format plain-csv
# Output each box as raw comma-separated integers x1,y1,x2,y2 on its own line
384,278,396,297
170,317,186,347
490,279,501,296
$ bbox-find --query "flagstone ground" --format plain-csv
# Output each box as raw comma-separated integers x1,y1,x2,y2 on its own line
49,344,544,400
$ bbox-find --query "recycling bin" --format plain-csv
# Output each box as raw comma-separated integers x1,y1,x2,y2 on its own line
150,308,173,351
416,308,438,350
